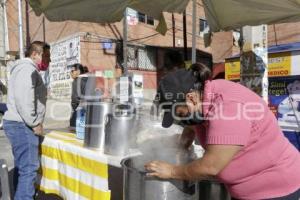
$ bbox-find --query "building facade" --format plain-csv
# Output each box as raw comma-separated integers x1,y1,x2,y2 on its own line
5,0,300,100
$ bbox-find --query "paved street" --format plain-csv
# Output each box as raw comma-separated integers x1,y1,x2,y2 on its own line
0,99,70,200
0,130,67,199
0,129,13,170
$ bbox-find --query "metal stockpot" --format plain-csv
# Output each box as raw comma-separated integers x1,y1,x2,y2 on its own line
104,104,137,156
84,101,113,151
198,180,231,200
122,153,198,200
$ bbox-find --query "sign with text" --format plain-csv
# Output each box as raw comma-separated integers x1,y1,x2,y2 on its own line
268,52,291,77
240,25,268,100
49,36,80,99
225,52,292,80
269,75,300,129
127,8,138,26
101,39,113,50
225,58,241,80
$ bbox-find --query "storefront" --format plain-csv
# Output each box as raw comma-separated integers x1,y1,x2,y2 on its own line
225,42,300,150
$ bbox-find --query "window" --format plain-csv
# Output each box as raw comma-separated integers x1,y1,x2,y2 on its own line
199,19,209,37
138,12,146,23
147,16,154,25
138,47,156,71
126,46,157,71
138,12,154,26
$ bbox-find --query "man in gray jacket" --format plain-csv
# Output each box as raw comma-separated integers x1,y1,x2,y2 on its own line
3,41,50,200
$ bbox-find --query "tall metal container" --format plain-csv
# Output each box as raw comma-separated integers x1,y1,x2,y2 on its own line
104,104,137,156
122,155,198,200
84,101,113,151
198,180,231,200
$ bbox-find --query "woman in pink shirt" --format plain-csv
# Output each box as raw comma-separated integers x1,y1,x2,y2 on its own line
145,63,300,200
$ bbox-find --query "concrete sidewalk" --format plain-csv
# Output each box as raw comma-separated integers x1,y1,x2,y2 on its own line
0,131,66,200
0,99,71,200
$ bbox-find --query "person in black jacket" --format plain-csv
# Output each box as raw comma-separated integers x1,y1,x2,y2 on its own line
69,63,88,130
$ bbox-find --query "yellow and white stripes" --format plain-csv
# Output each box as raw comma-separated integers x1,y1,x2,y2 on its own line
38,131,111,200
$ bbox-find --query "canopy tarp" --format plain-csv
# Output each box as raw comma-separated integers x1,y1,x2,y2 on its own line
203,0,300,32
29,0,190,35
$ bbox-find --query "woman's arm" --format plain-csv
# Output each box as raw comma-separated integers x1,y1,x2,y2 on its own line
145,144,242,180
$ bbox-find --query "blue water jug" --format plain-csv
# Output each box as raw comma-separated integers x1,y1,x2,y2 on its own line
76,106,86,140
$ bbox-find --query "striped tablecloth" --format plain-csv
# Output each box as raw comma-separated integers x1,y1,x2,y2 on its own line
38,131,111,200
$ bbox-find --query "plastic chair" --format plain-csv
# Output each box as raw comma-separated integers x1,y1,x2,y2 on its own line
0,159,11,200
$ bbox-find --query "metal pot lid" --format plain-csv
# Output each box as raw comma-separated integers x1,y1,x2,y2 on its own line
113,104,136,116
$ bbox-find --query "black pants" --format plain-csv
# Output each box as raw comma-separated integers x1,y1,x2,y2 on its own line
69,109,77,128
232,188,300,200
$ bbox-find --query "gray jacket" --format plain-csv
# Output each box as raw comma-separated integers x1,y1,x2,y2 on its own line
4,58,47,127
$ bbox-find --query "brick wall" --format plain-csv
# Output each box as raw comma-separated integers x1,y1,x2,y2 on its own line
7,0,278,91
268,23,300,46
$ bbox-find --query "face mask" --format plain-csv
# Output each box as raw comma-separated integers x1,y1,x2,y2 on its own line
38,61,49,71
179,112,205,126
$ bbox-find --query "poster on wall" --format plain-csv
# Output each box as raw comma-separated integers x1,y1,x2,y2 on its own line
225,51,292,81
269,75,300,129
268,52,291,76
132,74,143,98
240,25,268,98
240,50,266,95
127,8,138,26
49,36,80,99
225,58,240,80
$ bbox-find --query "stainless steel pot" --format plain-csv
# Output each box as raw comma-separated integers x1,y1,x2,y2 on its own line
104,104,138,156
198,180,231,200
84,101,113,151
122,153,198,200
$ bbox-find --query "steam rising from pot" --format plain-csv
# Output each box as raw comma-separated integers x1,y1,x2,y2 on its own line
133,113,194,171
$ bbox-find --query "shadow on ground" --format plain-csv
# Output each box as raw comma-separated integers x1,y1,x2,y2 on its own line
0,168,63,200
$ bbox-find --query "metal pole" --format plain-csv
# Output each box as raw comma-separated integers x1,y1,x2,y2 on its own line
123,8,128,75
192,0,197,64
17,0,24,59
42,16,46,42
273,24,278,46
25,0,30,48
183,10,188,61
262,25,269,103
3,0,8,54
2,0,8,96
1,0,6,61
172,13,175,48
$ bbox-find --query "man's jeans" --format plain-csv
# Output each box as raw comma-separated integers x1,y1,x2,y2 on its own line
3,120,40,200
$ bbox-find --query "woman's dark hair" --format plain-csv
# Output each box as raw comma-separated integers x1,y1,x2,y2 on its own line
72,63,85,74
164,50,185,71
190,63,212,91
43,43,50,51
83,66,89,73
213,72,225,80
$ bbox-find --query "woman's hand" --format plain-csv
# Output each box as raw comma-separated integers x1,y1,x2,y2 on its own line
144,161,176,179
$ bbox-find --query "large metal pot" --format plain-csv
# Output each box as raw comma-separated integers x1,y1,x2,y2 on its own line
84,101,113,151
104,104,138,156
122,152,198,200
198,180,231,200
